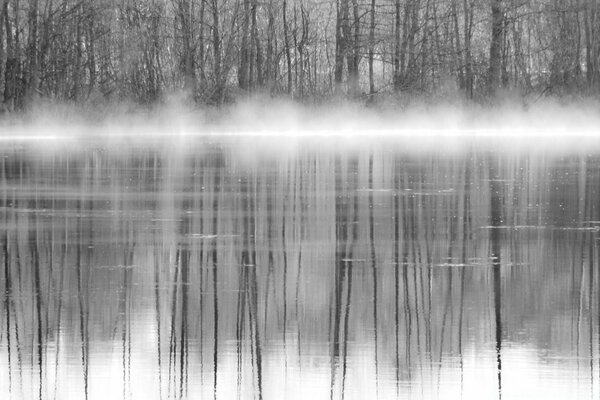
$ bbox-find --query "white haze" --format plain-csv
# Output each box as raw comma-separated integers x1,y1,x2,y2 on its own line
1,96,600,154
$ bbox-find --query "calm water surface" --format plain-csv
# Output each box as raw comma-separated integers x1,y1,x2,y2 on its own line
1,137,600,399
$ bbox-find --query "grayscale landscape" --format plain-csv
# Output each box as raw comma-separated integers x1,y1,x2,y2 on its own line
1,1,600,399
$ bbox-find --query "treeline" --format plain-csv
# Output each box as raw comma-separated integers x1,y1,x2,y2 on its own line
0,0,598,109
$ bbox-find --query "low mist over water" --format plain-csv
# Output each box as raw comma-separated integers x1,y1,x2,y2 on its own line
1,136,600,399
4,99,600,141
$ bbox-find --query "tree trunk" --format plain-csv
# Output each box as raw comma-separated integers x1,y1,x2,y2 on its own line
393,0,400,91
0,0,8,102
452,0,464,89
346,0,359,96
293,5,298,94
283,0,292,94
212,0,222,103
239,0,250,90
335,0,350,94
399,0,410,87
407,0,420,87
153,2,163,97
488,0,505,95
298,5,309,98
251,0,263,87
500,5,509,88
198,0,206,88
178,0,196,95
26,0,40,103
4,0,20,109
73,5,82,100
420,0,430,89
265,0,275,92
38,0,55,96
118,0,126,96
368,0,376,96
573,0,582,81
464,0,473,98
87,14,96,96
584,0,599,87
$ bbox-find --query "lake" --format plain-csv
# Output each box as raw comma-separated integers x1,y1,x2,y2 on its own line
1,135,599,399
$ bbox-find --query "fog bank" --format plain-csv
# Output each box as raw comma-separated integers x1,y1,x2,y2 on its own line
1,98,599,153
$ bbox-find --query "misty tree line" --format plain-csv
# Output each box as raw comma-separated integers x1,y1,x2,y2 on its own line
0,0,598,109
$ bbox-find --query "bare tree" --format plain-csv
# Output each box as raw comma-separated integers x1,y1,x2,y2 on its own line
0,0,595,109
488,0,505,94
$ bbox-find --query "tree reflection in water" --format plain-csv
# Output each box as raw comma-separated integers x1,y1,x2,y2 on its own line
1,141,599,399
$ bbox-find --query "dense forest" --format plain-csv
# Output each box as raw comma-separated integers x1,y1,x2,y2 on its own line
0,0,598,109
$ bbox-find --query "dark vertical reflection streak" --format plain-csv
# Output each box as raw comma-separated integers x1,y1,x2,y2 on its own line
588,228,594,398
236,172,247,397
179,228,190,398
263,167,274,341
596,159,600,398
340,262,353,400
1,156,11,397
251,175,263,400
122,237,133,400
29,195,43,400
195,155,205,391
235,248,246,398
153,226,163,400
586,155,596,398
75,197,88,400
393,158,400,397
340,158,358,400
437,160,458,395
294,160,304,368
212,156,220,400
249,261,263,400
422,162,433,381
180,247,189,400
330,155,343,400
167,248,181,397
368,153,379,397
127,227,135,400
11,188,23,394
43,226,53,358
51,214,66,400
282,165,289,373
574,158,586,362
83,162,95,400
126,206,134,400
180,160,193,400
409,189,424,386
14,202,24,334
580,157,590,380
458,155,471,399
597,230,600,397
3,163,22,397
576,213,585,373
152,152,164,396
3,222,12,396
489,154,503,400
241,172,262,400
437,256,453,396
401,169,412,383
